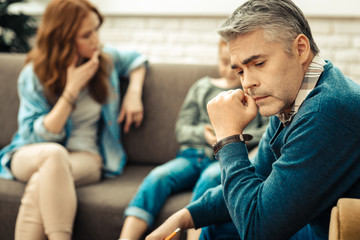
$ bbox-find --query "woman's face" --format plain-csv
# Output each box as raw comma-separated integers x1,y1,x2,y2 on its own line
76,11,100,59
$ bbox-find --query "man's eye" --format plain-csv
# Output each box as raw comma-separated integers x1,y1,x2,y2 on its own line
237,70,244,75
255,62,265,67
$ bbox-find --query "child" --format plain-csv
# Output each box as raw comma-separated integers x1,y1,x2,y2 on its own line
119,40,268,240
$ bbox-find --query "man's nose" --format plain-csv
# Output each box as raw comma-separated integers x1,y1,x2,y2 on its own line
242,72,259,89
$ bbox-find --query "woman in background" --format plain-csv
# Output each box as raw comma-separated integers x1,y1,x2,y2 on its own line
0,0,147,239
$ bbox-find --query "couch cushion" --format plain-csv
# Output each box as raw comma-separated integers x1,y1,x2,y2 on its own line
73,164,192,240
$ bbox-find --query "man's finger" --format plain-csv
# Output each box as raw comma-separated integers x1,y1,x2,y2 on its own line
244,93,256,110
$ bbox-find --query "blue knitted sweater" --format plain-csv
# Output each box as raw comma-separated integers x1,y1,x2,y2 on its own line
187,61,360,240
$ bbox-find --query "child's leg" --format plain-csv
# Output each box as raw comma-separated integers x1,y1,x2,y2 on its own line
188,161,221,240
191,161,221,202
120,154,201,240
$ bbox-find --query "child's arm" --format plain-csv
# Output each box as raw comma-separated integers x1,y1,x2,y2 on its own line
204,124,217,146
175,82,207,146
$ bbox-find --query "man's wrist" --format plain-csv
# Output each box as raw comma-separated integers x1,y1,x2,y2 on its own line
174,208,194,230
213,134,253,155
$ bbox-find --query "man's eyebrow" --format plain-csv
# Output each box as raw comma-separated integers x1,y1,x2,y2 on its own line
231,55,262,70
242,55,261,65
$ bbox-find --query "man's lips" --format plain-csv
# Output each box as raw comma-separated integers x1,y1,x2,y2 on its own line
252,95,269,103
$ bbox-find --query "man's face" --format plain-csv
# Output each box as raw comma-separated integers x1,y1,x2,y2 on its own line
229,29,304,117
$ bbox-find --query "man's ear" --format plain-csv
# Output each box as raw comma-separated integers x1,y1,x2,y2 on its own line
293,34,311,65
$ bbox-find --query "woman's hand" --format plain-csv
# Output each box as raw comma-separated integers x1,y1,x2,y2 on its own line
64,51,99,99
43,51,99,134
117,66,146,133
117,91,144,134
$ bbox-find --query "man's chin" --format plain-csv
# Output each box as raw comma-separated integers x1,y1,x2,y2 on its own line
258,106,277,117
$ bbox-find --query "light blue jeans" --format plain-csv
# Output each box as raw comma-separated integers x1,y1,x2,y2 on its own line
124,148,220,227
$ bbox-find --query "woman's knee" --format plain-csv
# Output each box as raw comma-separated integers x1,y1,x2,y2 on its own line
11,143,70,181
40,143,68,155
38,143,70,169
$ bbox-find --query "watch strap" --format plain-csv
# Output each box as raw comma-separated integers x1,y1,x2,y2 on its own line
213,134,253,155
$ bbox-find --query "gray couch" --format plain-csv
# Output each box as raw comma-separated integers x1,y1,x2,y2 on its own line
0,53,219,240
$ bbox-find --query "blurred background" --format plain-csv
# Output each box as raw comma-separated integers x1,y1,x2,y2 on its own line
2,0,360,82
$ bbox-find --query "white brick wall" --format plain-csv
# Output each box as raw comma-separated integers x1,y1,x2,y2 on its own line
100,16,223,63
100,16,360,83
310,18,360,83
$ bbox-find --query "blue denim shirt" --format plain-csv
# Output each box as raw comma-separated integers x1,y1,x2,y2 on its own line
187,61,360,239
0,46,147,179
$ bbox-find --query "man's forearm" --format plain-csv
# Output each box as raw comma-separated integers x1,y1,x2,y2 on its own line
186,185,232,228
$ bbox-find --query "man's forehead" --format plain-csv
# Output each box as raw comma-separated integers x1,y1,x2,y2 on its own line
228,32,265,58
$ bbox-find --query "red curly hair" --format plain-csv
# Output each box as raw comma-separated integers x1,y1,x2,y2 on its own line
26,0,111,105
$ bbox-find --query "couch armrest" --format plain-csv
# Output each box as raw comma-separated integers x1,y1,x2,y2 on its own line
329,198,360,240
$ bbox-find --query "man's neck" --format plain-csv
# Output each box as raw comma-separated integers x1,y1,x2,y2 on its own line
303,52,315,73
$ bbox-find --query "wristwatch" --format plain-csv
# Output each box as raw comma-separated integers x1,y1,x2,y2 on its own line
213,134,253,155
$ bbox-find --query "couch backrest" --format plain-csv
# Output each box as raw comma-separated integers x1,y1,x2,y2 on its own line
0,53,219,165
0,53,25,148
124,63,219,165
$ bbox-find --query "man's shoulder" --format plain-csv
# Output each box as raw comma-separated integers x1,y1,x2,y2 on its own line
320,65,359,107
295,69,360,132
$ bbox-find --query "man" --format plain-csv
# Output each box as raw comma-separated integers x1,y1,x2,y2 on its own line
146,0,360,239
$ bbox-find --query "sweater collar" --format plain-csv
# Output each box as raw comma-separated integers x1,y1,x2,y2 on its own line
276,55,326,125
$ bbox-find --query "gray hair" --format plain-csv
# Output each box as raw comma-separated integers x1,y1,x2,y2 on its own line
218,0,319,55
